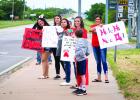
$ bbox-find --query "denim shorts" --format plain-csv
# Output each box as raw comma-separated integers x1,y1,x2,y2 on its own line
44,47,52,52
77,59,86,75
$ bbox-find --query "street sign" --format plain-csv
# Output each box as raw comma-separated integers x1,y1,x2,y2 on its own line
109,0,117,10
10,14,14,18
118,6,124,12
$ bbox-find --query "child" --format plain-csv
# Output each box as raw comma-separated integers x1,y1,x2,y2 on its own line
73,30,90,96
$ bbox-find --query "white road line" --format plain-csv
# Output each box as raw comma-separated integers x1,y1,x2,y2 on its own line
0,57,31,76
0,52,8,55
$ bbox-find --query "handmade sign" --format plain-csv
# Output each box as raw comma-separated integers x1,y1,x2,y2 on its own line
60,36,76,62
96,21,129,49
21,28,43,52
42,26,63,48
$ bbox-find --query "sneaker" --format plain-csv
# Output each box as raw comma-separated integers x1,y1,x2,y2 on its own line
72,88,80,94
76,89,87,96
60,82,71,86
54,75,61,80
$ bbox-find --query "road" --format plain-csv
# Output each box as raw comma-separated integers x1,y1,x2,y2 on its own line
0,25,36,74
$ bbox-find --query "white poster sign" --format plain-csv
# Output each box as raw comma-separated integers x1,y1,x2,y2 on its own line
96,21,129,49
42,26,63,47
61,36,76,62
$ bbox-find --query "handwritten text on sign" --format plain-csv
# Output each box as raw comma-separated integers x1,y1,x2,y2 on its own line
61,36,76,62
21,28,43,52
42,26,63,48
96,21,129,49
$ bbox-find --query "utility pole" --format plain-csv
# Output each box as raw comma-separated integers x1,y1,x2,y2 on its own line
11,0,14,21
78,0,81,16
114,0,119,62
136,0,140,48
105,0,108,24
23,0,25,20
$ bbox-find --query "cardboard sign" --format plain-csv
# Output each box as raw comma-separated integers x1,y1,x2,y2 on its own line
42,26,63,48
21,28,43,52
96,21,129,49
60,36,76,62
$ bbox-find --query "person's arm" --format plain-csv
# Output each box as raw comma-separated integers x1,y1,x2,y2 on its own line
89,27,97,33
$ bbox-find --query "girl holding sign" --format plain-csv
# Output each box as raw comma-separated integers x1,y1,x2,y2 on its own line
57,18,72,86
33,18,51,79
51,15,65,80
89,15,109,83
71,16,89,89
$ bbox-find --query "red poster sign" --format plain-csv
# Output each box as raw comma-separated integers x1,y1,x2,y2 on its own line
21,28,43,52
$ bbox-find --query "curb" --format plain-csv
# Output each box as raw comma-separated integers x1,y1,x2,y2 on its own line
0,57,32,76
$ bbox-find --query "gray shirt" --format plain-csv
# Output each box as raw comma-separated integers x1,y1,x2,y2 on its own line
75,38,90,61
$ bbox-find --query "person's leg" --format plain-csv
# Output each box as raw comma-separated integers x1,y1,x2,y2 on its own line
60,61,71,86
60,60,65,72
48,54,52,63
101,48,109,82
36,51,41,64
93,47,102,81
41,51,50,78
75,60,87,95
52,48,61,78
65,61,71,83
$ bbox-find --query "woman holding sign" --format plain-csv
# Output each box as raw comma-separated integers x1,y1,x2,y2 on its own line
71,16,89,89
33,18,51,79
57,18,73,86
89,15,109,83
51,15,65,80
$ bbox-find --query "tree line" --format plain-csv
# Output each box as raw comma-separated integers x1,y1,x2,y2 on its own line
86,3,116,24
0,0,75,20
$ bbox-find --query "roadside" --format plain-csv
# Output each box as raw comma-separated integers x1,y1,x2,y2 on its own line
0,48,124,100
0,20,35,29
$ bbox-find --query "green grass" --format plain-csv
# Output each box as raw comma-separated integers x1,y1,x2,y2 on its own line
84,19,93,32
108,49,140,100
0,20,35,29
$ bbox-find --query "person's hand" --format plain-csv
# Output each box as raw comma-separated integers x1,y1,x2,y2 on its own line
90,27,96,32
98,24,103,27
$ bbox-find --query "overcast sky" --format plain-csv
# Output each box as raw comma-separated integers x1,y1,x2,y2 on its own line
26,0,106,12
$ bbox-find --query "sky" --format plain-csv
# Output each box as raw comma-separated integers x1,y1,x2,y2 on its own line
26,0,106,12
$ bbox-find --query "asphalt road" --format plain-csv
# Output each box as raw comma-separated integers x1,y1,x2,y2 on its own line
0,25,36,74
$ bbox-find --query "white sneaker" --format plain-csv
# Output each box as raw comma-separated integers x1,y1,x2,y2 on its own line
60,82,71,86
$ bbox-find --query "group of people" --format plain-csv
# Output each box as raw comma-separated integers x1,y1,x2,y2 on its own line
31,15,109,96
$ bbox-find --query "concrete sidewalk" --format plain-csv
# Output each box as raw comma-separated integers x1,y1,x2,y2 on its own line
0,52,125,100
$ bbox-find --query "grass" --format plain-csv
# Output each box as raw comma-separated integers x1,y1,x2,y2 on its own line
0,20,35,29
107,49,140,100
83,19,93,32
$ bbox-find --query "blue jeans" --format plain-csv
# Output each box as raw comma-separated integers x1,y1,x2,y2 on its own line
48,55,52,62
37,52,41,64
64,61,71,83
36,52,52,63
93,47,108,75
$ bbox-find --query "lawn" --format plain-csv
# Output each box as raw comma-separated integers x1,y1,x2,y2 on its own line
0,20,35,29
107,49,140,100
83,19,93,32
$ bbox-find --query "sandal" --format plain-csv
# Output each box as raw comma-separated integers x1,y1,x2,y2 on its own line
38,76,49,79
105,80,109,83
92,79,102,82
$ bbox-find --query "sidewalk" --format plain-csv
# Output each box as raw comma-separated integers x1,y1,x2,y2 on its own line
0,50,125,100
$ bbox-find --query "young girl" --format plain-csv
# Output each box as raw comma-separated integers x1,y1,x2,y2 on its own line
51,15,65,80
33,18,51,79
57,18,72,86
89,15,109,83
71,16,89,89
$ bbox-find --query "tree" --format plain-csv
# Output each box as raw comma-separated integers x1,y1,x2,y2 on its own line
86,3,105,21
0,0,28,20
